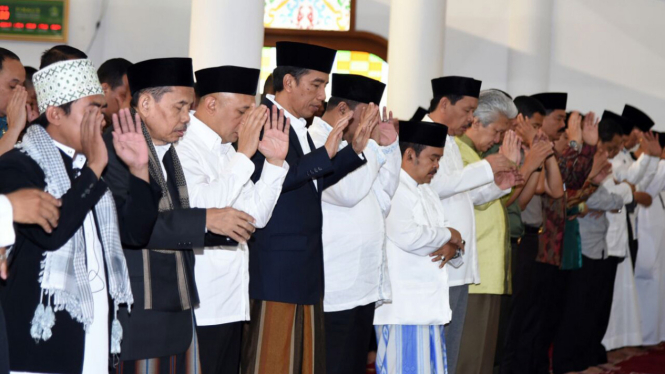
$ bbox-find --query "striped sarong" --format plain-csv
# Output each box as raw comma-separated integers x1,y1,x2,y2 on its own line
114,330,201,374
374,325,448,374
242,299,326,374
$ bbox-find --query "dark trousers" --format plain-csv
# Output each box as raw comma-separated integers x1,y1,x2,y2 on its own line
324,303,375,374
533,261,566,374
197,322,242,374
0,303,8,374
552,256,619,374
500,231,545,374
494,239,520,372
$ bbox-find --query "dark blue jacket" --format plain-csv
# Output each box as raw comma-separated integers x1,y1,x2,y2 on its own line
248,97,366,305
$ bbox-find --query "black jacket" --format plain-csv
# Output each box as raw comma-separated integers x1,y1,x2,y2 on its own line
102,130,233,360
0,146,157,374
248,98,366,305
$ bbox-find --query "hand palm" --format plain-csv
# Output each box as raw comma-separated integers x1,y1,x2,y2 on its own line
259,128,289,160
496,172,516,190
378,122,398,145
115,132,149,168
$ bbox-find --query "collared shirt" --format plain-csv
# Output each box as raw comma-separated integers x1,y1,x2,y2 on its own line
266,94,317,190
176,112,288,325
51,141,109,374
0,194,14,247
578,186,624,259
374,170,452,326
308,116,401,312
424,114,499,287
457,135,512,295
154,143,172,181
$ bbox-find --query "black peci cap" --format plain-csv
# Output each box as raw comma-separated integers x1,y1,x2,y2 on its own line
195,65,261,97
331,73,385,105
399,120,448,148
602,110,632,136
127,57,194,96
410,107,428,122
276,41,337,73
431,76,482,98
531,92,568,111
622,104,654,132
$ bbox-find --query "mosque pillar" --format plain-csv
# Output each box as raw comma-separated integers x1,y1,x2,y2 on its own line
506,0,553,95
386,0,447,119
189,0,264,71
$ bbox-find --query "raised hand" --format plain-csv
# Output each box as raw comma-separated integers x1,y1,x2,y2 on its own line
582,111,598,146
589,150,611,184
523,141,553,173
500,130,522,165
259,105,290,165
352,103,380,154
237,104,268,159
325,111,354,158
485,153,515,174
81,107,108,178
495,170,525,190
6,188,61,234
566,111,583,146
375,106,398,146
641,131,662,157
6,86,28,135
514,114,537,146
112,108,150,182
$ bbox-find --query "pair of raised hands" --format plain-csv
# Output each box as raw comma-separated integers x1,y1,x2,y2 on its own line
566,111,599,147
324,103,397,158
482,130,526,190
237,105,290,166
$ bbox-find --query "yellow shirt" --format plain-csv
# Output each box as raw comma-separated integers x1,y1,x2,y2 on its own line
456,136,512,295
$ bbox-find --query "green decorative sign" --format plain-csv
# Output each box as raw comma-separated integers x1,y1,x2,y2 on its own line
0,0,68,42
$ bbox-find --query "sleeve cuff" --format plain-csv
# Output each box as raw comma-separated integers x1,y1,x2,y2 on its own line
228,152,256,184
480,159,495,181
366,139,387,165
261,158,290,183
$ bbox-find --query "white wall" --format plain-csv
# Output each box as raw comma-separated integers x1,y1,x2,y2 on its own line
3,0,664,128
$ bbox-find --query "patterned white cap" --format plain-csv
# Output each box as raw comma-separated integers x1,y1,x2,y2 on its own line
33,59,104,115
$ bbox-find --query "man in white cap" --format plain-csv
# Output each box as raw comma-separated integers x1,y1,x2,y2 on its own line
0,58,153,374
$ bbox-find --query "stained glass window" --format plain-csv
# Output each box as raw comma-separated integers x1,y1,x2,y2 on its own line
260,46,389,105
264,0,352,31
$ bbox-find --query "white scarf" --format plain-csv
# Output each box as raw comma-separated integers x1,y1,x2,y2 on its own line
16,125,133,354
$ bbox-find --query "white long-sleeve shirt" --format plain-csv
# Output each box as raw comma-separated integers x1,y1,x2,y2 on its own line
176,113,288,325
612,148,658,186
604,175,634,258
308,116,401,312
424,114,497,286
374,170,452,326
0,195,14,247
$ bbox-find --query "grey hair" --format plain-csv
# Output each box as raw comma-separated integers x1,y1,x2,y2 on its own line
474,89,518,127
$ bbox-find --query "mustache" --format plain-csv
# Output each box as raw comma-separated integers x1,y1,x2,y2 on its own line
558,127,566,133
429,168,438,175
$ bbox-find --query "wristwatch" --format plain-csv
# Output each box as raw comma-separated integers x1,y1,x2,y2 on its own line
569,140,581,152
569,140,580,152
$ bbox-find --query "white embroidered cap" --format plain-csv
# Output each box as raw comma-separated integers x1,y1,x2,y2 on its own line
33,59,104,115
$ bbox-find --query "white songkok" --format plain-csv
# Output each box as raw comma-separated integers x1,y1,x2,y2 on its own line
33,59,104,115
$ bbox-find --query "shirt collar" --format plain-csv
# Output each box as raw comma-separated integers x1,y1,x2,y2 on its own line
266,94,308,133
400,169,419,189
188,111,223,151
53,140,87,169
458,134,478,153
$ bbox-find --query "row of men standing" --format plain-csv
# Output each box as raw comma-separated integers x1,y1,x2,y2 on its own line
0,40,664,374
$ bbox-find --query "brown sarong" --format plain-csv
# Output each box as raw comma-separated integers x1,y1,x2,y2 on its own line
242,299,326,374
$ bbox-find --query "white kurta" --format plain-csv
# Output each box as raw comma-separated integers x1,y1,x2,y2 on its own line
176,114,288,325
635,160,665,345
423,115,500,287
601,158,643,350
374,170,452,326
308,117,401,312
0,195,14,247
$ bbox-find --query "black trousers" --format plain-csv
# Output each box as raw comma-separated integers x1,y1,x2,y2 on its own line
0,303,8,374
324,303,375,374
552,256,619,374
494,239,520,371
500,231,563,374
196,322,242,374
